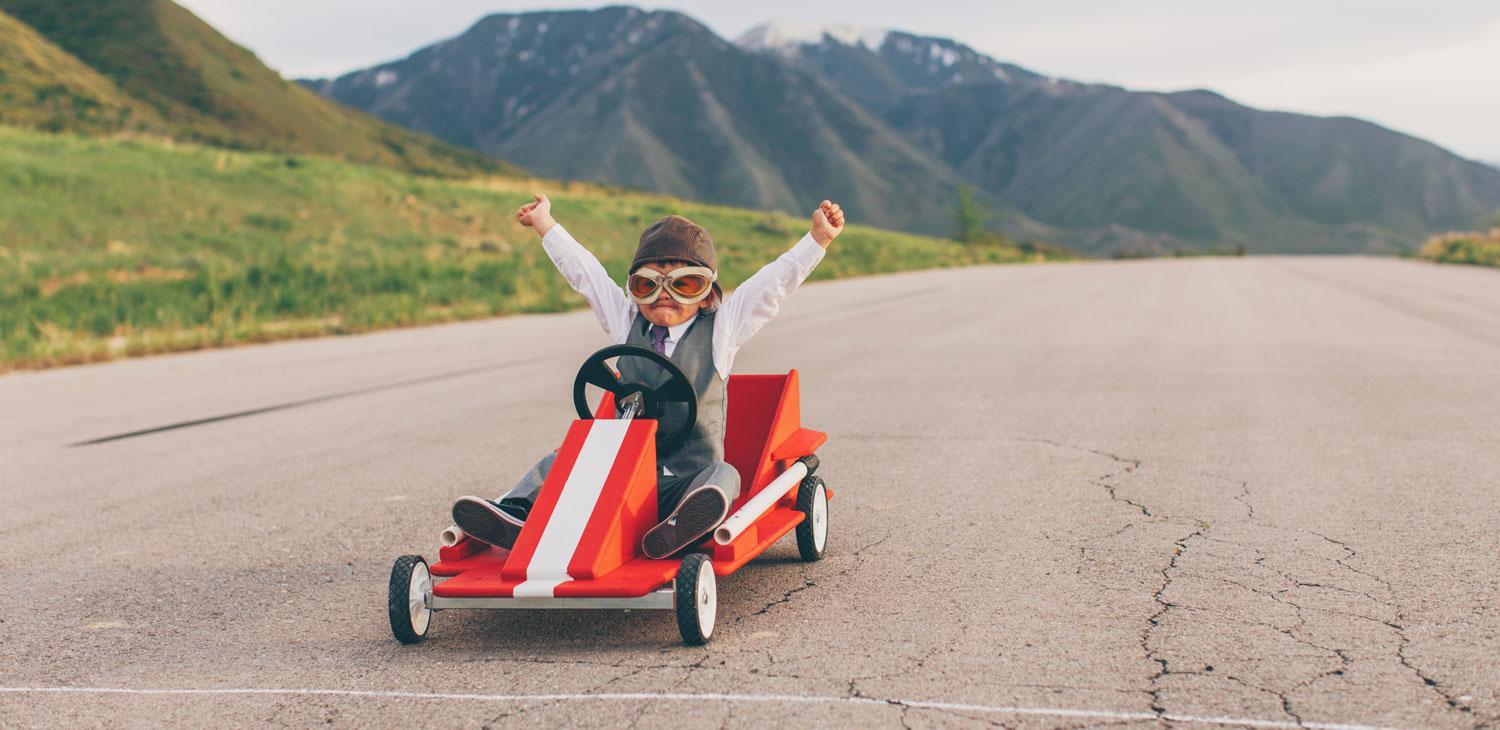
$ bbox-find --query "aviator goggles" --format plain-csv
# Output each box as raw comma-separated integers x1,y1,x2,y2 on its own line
628,266,718,305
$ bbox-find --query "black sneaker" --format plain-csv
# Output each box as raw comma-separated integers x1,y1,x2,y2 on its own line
452,497,527,549
642,485,729,560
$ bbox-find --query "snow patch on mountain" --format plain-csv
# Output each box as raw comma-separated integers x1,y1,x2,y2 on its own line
928,44,959,67
736,21,889,53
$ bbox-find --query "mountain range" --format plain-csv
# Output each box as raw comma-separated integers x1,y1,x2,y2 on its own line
3,2,1495,255
303,8,1000,240
306,9,1500,254
0,0,516,177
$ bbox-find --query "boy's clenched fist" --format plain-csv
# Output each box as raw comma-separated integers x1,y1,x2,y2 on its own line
516,193,557,237
811,200,845,247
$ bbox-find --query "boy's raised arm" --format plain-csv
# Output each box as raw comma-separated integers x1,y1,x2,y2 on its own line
713,201,844,376
516,194,634,343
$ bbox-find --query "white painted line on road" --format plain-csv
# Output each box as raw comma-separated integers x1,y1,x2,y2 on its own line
0,687,1403,729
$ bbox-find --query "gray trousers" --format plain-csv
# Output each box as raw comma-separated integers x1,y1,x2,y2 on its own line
497,452,741,520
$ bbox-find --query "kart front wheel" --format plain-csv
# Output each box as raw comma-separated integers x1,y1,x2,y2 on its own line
388,555,432,644
795,476,828,562
675,553,716,646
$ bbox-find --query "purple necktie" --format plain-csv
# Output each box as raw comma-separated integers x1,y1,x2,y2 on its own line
649,324,669,355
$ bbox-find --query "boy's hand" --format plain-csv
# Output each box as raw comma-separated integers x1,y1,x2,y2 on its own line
516,193,557,237
811,200,844,247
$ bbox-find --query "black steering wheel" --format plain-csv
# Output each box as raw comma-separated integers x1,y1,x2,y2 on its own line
572,344,698,452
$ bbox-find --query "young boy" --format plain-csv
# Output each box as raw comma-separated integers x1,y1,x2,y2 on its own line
453,194,844,559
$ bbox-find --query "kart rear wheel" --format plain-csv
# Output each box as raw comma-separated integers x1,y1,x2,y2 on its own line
795,476,828,562
389,555,432,644
675,553,716,646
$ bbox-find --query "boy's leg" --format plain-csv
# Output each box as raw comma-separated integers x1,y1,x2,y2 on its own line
496,451,557,513
452,452,556,549
642,461,741,559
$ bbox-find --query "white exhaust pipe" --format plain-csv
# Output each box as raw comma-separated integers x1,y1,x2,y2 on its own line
440,524,467,548
714,461,810,545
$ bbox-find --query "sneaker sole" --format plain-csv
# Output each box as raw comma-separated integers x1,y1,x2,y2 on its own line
643,487,729,560
452,498,524,550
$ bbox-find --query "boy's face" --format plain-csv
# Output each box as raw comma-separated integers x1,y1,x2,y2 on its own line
636,262,710,328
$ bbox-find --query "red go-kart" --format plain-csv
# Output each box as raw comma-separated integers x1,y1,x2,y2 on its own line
388,345,831,645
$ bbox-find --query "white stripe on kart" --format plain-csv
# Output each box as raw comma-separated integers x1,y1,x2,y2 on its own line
513,420,630,598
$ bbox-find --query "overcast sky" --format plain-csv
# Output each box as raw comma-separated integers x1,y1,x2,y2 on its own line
179,1,1500,162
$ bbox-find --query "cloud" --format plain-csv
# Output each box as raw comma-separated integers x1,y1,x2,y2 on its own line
1223,20,1500,160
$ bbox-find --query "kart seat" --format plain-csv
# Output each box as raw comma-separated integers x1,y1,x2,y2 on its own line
723,370,824,515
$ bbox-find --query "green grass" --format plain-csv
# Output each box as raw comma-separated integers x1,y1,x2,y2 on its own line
1418,229,1500,268
0,8,163,135
0,125,1069,371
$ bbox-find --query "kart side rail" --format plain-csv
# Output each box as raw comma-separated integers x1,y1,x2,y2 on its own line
714,455,818,545
427,587,675,611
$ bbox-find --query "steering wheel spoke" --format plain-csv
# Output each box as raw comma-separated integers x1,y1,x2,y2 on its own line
577,359,622,393
653,377,696,405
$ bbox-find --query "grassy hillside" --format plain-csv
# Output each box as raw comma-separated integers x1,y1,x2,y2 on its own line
0,9,162,134
0,0,516,177
0,126,1066,370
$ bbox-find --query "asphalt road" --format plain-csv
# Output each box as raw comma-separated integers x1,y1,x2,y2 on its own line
2,256,1498,729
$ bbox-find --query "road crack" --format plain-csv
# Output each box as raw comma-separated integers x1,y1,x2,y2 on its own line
1142,524,1209,719
1311,531,1477,719
737,531,893,621
1020,441,1329,725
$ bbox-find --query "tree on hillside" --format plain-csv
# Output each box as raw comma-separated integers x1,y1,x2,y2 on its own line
954,185,988,245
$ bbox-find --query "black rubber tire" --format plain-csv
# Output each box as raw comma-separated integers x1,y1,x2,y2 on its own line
674,553,715,646
388,555,430,645
795,476,828,562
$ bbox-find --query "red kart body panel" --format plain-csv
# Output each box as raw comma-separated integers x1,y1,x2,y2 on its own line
432,370,827,598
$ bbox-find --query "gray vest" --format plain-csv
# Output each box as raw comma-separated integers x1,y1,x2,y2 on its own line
619,312,725,476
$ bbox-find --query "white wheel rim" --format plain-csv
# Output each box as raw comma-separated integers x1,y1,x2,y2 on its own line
408,562,431,636
696,562,716,639
812,485,828,552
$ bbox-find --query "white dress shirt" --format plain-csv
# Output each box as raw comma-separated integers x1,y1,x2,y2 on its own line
540,224,826,380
